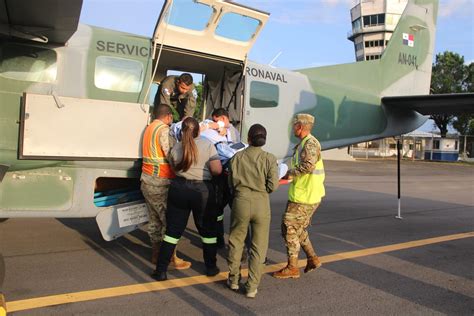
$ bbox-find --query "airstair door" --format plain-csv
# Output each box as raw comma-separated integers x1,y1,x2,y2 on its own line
153,0,269,63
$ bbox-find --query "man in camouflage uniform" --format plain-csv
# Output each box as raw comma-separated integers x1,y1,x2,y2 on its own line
154,73,197,120
141,104,191,270
273,113,325,279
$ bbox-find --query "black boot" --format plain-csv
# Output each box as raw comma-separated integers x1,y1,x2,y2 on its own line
203,243,218,276
151,271,168,281
206,266,220,277
153,241,175,281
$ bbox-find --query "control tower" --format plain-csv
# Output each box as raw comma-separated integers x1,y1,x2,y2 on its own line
348,0,408,61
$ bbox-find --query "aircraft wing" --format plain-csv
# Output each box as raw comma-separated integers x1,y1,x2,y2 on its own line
0,0,83,44
382,93,474,115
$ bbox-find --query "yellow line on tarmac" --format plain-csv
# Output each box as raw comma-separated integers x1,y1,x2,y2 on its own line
6,232,474,313
0,294,6,316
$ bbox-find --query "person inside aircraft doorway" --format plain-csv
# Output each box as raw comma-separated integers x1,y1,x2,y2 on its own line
154,73,197,120
273,113,325,279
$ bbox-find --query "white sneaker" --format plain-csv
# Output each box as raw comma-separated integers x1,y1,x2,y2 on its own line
246,289,258,298
227,278,239,291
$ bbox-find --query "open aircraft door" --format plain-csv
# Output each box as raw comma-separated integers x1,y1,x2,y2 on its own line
152,0,269,122
153,0,269,64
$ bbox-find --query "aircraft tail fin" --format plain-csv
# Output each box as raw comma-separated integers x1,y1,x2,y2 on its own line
379,0,439,96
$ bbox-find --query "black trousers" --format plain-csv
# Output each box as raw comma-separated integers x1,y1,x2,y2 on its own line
156,177,218,272
213,172,232,242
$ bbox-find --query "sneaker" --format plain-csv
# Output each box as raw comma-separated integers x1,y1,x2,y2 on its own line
170,255,192,270
226,278,239,291
246,289,258,299
170,259,191,270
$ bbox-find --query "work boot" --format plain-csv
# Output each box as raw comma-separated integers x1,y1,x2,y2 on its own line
301,243,321,273
170,250,191,270
301,242,317,259
272,256,300,279
151,242,160,265
304,256,322,273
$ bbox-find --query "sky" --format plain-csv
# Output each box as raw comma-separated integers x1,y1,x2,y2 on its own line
79,0,473,131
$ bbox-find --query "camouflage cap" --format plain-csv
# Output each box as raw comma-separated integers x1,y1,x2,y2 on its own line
293,113,315,125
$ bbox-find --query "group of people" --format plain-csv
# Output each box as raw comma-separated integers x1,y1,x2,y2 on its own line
140,73,326,298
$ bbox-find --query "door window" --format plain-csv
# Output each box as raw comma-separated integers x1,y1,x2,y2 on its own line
216,12,260,42
94,56,144,93
153,0,269,62
167,1,213,31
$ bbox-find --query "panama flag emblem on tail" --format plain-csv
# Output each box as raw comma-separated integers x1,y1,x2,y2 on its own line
402,33,414,47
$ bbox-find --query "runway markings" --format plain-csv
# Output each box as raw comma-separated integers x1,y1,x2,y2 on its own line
0,294,6,316
6,231,474,312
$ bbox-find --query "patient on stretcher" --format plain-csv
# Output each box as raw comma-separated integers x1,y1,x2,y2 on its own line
170,119,287,178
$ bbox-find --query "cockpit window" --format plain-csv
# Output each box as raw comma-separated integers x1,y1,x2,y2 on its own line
94,56,144,93
167,1,213,31
215,12,260,42
0,43,57,83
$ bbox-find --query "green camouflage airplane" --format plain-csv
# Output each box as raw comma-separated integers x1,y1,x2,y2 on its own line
0,0,472,242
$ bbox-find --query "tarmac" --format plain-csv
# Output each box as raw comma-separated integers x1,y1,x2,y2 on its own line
1,159,473,315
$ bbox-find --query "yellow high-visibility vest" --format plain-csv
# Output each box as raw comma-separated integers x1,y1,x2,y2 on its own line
288,134,325,204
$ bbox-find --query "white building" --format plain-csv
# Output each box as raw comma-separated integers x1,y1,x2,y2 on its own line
349,131,460,162
424,137,460,162
348,0,408,61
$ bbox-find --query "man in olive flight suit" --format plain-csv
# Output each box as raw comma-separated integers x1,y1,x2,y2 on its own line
273,113,325,279
154,73,197,120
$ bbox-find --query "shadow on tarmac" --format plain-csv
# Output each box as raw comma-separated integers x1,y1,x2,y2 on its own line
55,181,473,313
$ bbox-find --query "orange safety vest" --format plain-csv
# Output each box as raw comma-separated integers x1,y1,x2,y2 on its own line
142,120,175,178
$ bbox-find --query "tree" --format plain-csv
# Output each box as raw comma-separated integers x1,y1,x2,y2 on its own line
430,52,471,137
430,114,453,137
452,114,474,135
467,62,474,92
192,83,204,120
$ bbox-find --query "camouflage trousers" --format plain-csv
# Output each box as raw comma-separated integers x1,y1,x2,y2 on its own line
281,201,320,258
140,174,170,244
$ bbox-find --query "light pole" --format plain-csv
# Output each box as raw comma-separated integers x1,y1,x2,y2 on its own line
395,135,402,219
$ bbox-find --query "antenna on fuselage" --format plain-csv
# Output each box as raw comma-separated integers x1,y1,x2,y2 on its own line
268,51,282,68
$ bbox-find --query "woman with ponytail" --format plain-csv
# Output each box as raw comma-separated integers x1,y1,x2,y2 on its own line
226,124,279,298
153,117,223,281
